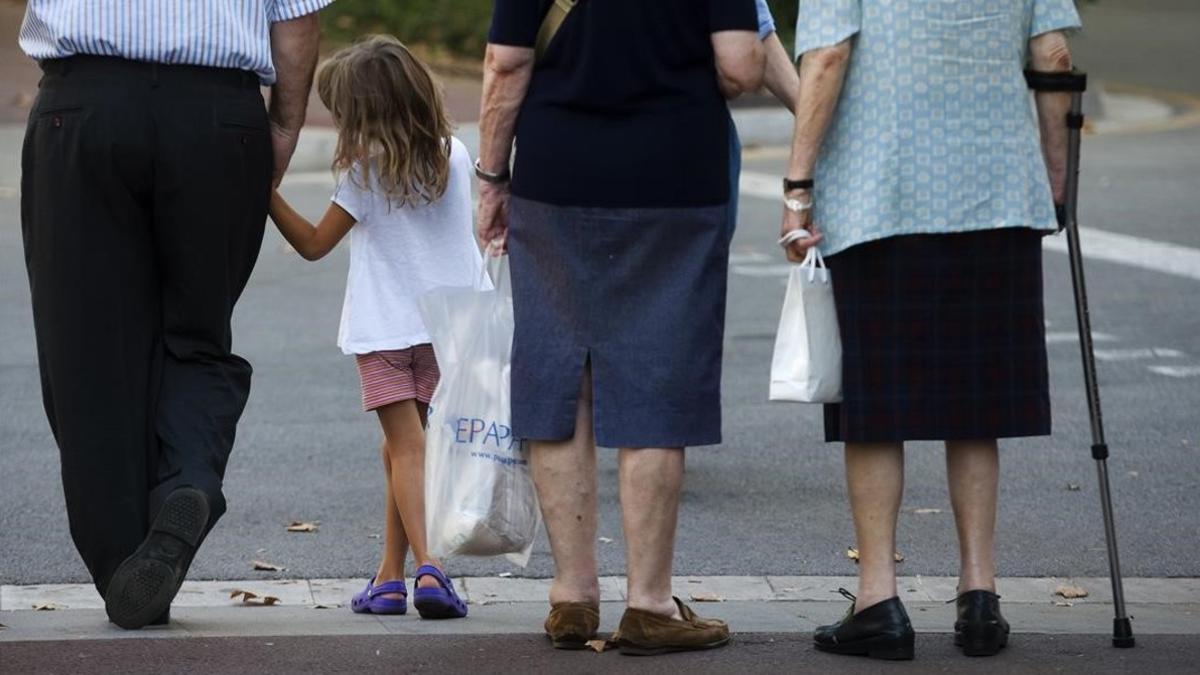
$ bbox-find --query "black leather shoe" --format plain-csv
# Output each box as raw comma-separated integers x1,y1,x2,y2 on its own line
105,488,209,629
814,589,915,660
954,590,1009,656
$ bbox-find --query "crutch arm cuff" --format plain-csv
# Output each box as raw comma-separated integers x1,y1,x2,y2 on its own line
1024,68,1088,93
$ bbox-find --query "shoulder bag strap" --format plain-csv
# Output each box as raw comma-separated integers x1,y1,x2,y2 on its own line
534,0,579,62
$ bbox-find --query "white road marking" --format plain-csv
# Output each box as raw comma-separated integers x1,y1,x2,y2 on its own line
738,170,1200,283
1094,347,1186,361
729,251,774,265
1148,365,1200,378
732,264,795,277
1045,331,1118,344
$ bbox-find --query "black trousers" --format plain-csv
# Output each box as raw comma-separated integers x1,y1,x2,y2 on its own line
20,56,272,594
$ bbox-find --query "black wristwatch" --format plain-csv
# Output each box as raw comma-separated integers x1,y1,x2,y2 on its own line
783,177,814,192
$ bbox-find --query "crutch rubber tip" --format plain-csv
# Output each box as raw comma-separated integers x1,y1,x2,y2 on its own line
1112,617,1135,648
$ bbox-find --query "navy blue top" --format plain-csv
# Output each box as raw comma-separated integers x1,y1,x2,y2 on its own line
489,0,758,208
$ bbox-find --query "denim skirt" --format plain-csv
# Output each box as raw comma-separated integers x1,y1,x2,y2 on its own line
823,228,1051,443
507,196,730,448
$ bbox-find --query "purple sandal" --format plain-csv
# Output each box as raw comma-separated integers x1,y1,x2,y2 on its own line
351,577,408,615
412,565,468,619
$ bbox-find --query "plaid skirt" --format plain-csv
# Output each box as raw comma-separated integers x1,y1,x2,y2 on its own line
823,228,1051,443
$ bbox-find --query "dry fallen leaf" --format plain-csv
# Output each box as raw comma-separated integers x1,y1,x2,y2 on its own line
32,602,57,611
252,560,286,572
1066,483,1082,492
690,592,724,603
1055,584,1088,599
286,521,319,533
1054,600,1074,607
367,534,381,539
598,537,613,544
586,639,611,653
894,552,905,563
687,579,703,584
230,589,281,606
313,603,341,610
0,622,7,630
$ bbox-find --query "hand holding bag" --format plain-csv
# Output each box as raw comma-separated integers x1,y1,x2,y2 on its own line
769,230,843,403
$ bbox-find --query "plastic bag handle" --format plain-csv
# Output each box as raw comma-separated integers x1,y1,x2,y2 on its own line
480,241,510,291
777,229,828,282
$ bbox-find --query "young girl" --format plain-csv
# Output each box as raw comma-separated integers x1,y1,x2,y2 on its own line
269,35,480,619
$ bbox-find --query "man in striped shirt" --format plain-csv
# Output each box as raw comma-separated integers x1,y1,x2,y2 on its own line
18,0,332,629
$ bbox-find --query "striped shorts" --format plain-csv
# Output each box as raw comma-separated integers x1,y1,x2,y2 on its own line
355,344,440,412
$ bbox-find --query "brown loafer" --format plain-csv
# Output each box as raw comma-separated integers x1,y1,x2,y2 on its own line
544,601,600,650
616,597,731,656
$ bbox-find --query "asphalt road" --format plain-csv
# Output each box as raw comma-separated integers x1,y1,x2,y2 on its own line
2,633,1197,675
3,0,1200,586
2,112,1198,585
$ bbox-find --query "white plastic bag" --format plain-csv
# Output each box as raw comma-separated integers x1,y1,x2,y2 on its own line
769,230,843,403
418,255,540,566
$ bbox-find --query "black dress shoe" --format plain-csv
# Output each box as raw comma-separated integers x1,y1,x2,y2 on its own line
954,590,1009,656
814,589,915,660
105,488,209,629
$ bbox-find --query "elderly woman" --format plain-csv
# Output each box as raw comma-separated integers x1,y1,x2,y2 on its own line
782,0,1081,661
476,0,763,656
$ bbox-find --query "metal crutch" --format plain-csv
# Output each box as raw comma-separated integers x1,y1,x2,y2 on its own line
1024,68,1135,648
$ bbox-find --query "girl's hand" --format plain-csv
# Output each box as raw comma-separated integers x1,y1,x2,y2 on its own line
476,181,510,256
780,193,823,262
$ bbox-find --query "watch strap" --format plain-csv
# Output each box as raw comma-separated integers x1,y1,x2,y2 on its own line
783,177,814,192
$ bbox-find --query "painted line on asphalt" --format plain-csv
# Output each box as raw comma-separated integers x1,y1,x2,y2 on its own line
1045,331,1118,345
4,576,1200,611
1149,365,1200,378
1094,347,1186,361
738,170,1200,283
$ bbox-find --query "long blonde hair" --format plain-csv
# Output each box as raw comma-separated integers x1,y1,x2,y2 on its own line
317,35,452,207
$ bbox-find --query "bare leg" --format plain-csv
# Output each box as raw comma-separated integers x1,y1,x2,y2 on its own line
845,442,904,613
945,439,1000,594
531,371,600,606
376,399,441,590
373,439,410,600
620,447,685,619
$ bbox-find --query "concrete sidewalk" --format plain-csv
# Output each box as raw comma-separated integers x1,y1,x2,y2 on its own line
3,575,1198,643
2,579,1196,674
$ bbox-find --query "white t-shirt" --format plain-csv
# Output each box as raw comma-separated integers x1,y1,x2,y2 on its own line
332,137,483,355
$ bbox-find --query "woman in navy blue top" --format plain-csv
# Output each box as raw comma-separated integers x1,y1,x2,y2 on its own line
476,0,763,655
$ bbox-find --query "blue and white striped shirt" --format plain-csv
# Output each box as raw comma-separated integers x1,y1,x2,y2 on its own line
19,0,333,84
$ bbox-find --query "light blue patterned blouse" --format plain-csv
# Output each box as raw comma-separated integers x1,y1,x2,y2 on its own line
794,0,1082,256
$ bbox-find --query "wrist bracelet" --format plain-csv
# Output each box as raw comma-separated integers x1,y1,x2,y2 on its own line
784,197,813,213
474,158,511,184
